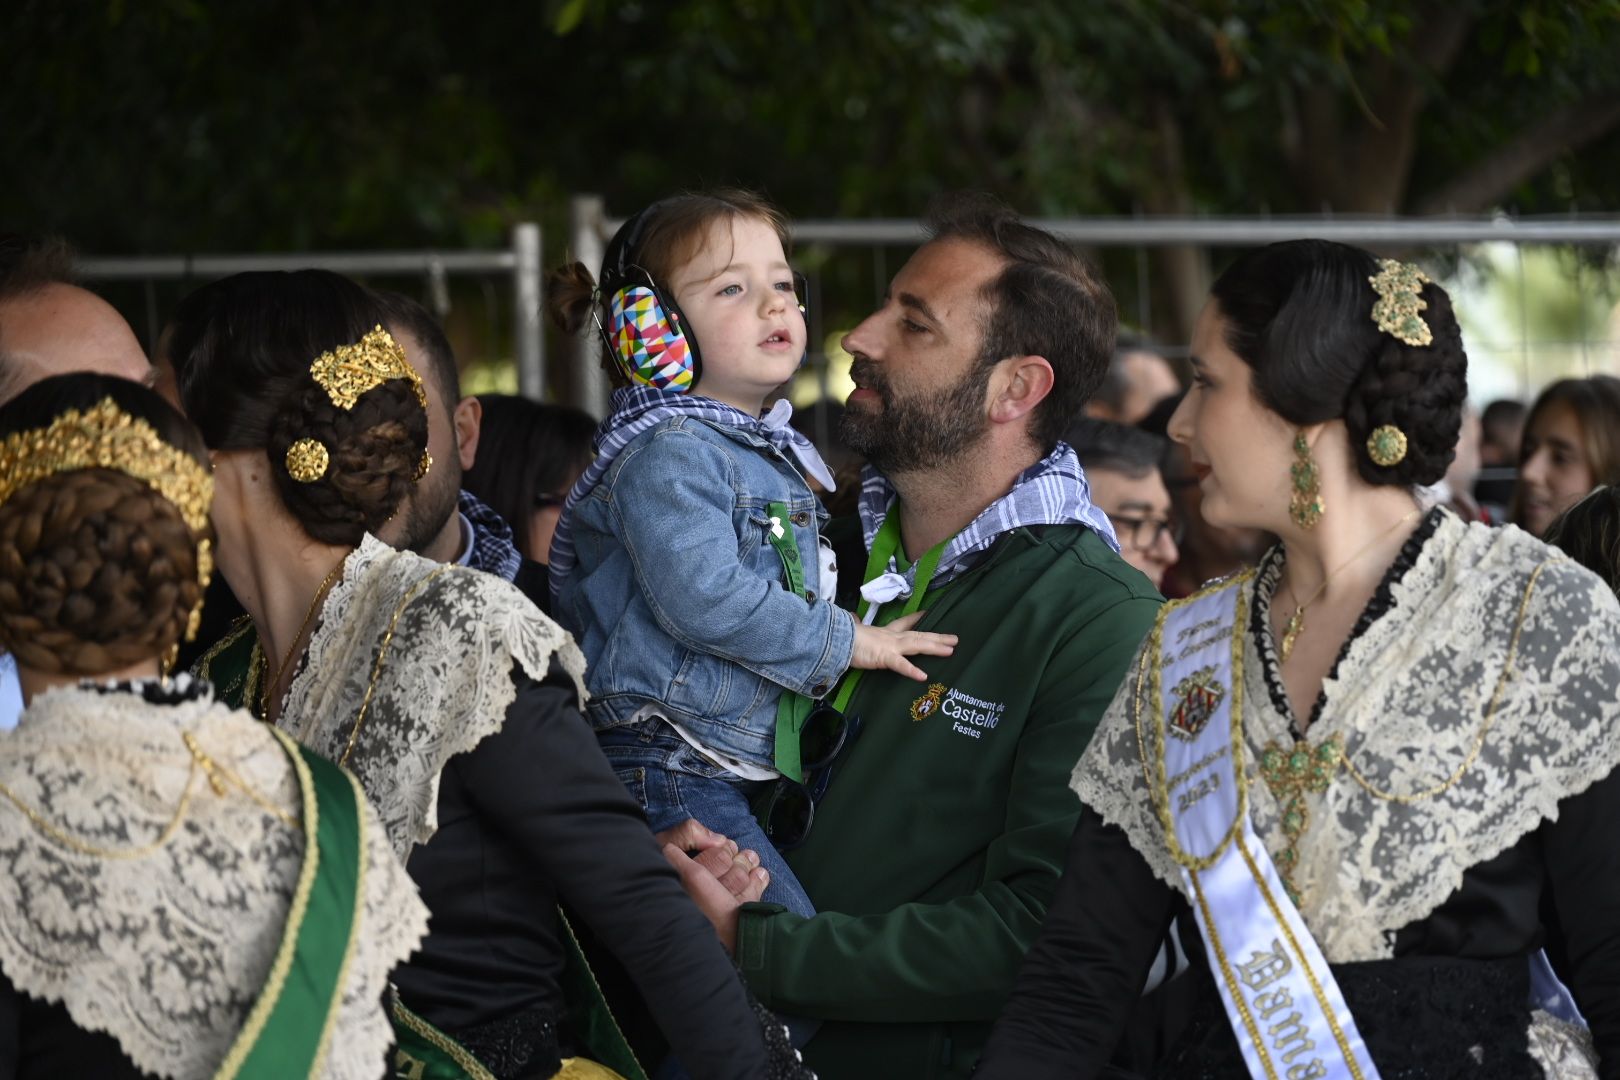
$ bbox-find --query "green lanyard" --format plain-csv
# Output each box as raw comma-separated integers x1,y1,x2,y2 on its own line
769,503,947,780
829,510,947,714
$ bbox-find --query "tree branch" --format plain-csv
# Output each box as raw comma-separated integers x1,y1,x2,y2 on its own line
1343,5,1475,212
1415,95,1620,213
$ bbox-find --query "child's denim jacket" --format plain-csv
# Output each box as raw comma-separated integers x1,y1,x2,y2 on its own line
555,414,855,767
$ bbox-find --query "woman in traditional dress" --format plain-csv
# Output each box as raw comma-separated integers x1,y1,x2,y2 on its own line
167,270,804,1080
0,372,427,1079
977,240,1620,1078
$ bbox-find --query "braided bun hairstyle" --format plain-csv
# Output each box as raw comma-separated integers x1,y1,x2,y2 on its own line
166,270,427,545
1210,240,1467,487
0,374,212,676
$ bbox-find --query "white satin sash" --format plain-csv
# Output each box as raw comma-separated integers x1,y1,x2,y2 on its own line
1146,576,1381,1080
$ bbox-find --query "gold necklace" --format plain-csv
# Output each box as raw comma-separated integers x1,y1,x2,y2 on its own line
1277,508,1422,662
335,564,455,766
1260,558,1557,901
259,558,347,720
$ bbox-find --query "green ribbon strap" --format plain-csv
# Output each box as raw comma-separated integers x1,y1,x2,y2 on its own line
766,501,815,782
825,508,948,715
216,728,365,1080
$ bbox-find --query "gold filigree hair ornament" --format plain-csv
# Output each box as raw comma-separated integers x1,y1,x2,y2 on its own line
290,325,432,484
0,398,213,534
0,398,215,642
1368,259,1433,347
309,325,428,412
285,438,330,483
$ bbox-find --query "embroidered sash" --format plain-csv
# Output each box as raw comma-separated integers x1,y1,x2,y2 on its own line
216,728,366,1079
1144,575,1380,1080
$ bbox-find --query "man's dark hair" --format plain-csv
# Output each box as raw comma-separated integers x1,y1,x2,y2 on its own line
0,235,80,397
372,290,460,413
0,234,77,301
923,194,1118,451
1067,418,1168,480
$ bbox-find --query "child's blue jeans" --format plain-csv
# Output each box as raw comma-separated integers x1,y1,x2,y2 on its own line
596,720,815,919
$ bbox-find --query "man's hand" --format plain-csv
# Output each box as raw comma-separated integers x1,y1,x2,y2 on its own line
654,819,770,901
663,841,766,953
851,610,957,681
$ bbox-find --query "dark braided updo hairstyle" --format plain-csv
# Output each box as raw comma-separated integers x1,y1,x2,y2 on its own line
1210,240,1468,487
0,373,213,675
166,270,427,545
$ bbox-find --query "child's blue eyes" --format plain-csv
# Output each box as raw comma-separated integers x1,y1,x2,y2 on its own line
716,281,798,297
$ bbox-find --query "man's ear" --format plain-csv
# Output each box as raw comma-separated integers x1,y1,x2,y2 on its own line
988,355,1054,426
453,396,482,471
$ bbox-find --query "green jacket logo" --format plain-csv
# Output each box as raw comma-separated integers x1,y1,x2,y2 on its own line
910,683,946,722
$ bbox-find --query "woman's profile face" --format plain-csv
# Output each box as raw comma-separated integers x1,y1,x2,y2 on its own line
1168,302,1296,535
1517,400,1594,537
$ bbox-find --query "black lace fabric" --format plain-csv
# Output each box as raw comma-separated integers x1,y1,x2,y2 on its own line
1251,506,1448,737
739,962,818,1080
1155,955,1540,1078
448,1006,559,1080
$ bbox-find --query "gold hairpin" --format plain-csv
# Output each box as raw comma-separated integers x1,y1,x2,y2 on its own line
285,438,330,483
308,325,428,412
1366,424,1408,467
0,398,213,535
1368,259,1433,347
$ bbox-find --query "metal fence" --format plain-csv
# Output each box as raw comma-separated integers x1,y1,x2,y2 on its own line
75,209,1620,425
569,198,1620,424
78,224,547,399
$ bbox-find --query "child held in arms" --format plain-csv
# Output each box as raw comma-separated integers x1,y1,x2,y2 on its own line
548,190,955,916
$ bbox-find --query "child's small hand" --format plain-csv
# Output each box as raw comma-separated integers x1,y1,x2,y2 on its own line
850,611,957,681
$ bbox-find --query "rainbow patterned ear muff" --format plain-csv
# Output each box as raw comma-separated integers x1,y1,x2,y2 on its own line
605,277,699,393
597,201,702,394
595,200,812,392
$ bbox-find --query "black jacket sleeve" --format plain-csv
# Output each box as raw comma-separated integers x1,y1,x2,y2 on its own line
1541,765,1620,1078
976,807,1179,1079
452,665,781,1080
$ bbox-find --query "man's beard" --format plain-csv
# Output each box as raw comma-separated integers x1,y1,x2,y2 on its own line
397,453,463,555
839,357,992,474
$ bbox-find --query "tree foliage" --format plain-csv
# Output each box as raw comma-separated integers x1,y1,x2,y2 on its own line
5,0,1618,340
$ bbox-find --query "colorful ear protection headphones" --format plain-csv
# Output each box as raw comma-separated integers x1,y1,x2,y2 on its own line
596,200,700,393
596,200,809,395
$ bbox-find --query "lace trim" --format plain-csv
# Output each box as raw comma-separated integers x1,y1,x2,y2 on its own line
280,534,588,861
1526,1009,1599,1077
1076,514,1620,962
0,688,428,1080
1251,506,1446,734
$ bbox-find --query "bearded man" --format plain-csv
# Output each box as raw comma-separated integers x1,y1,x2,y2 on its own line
667,195,1162,1080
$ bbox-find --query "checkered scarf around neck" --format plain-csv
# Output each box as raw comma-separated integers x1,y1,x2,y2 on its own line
857,440,1119,594
548,385,837,598
458,489,524,582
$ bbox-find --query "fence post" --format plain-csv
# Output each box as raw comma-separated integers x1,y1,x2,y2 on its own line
512,222,545,400
568,194,611,419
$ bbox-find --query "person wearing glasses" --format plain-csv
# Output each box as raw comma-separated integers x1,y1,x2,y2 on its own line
1069,418,1182,590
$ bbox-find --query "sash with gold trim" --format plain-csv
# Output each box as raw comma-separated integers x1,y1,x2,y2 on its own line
216,727,367,1079
1142,574,1380,1080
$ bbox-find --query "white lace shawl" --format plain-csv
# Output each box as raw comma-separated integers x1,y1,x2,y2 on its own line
279,534,588,862
1075,511,1620,963
0,685,429,1080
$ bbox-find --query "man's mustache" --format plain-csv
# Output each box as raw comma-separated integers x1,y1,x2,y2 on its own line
848,358,889,399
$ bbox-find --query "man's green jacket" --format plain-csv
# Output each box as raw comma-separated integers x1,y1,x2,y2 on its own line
738,521,1161,1079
